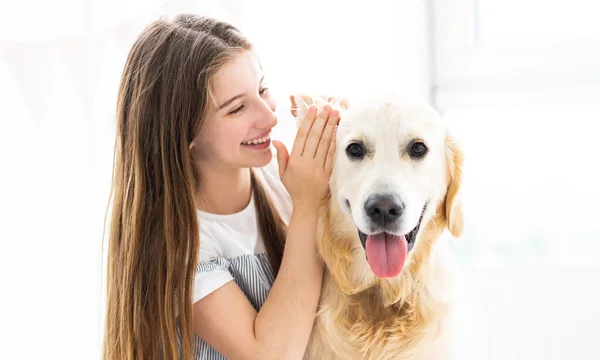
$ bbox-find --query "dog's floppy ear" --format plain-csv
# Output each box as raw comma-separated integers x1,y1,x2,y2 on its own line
289,94,312,117
289,94,314,127
290,94,350,128
444,132,464,237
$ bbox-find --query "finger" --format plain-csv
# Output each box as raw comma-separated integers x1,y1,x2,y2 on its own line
303,105,331,158
272,140,289,178
324,125,338,171
315,109,340,163
291,105,317,156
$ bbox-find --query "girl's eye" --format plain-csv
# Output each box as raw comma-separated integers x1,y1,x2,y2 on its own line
228,87,268,116
229,105,244,115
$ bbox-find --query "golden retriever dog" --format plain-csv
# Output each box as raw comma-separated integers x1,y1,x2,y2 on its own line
289,93,464,360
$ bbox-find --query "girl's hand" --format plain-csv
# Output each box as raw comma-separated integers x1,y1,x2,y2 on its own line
272,105,340,211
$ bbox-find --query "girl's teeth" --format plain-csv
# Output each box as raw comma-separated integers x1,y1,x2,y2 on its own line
243,136,269,145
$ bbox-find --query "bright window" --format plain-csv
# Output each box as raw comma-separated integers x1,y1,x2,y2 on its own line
432,1,600,358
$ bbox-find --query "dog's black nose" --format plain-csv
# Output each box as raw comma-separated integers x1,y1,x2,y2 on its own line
364,193,404,226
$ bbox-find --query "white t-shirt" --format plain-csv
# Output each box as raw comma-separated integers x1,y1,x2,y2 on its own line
192,156,293,305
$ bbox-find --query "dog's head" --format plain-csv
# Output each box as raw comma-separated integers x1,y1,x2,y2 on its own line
290,93,463,282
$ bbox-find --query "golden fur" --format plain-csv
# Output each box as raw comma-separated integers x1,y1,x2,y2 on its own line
290,94,464,360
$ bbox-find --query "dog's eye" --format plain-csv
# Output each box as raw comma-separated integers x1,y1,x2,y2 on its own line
409,142,428,158
346,143,364,159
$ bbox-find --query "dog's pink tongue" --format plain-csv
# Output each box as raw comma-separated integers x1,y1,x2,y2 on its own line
365,233,408,278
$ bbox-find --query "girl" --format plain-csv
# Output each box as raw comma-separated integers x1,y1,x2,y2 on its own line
103,13,340,360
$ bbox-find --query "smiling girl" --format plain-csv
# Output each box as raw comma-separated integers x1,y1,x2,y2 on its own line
103,13,340,360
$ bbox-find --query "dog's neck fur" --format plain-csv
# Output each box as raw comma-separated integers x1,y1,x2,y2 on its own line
309,195,453,359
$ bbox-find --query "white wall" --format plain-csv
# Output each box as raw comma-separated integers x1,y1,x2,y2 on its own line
432,1,600,358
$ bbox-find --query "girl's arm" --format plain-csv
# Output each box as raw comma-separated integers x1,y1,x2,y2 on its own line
193,105,339,360
193,207,322,360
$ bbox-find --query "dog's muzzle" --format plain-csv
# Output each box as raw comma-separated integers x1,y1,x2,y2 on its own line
359,203,428,253
363,193,405,228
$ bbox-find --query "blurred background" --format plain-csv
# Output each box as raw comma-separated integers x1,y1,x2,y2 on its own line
1,0,598,359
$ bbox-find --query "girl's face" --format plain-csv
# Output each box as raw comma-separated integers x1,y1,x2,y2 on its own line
190,51,277,173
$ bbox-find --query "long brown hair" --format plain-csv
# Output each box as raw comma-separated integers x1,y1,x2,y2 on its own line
103,14,286,360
